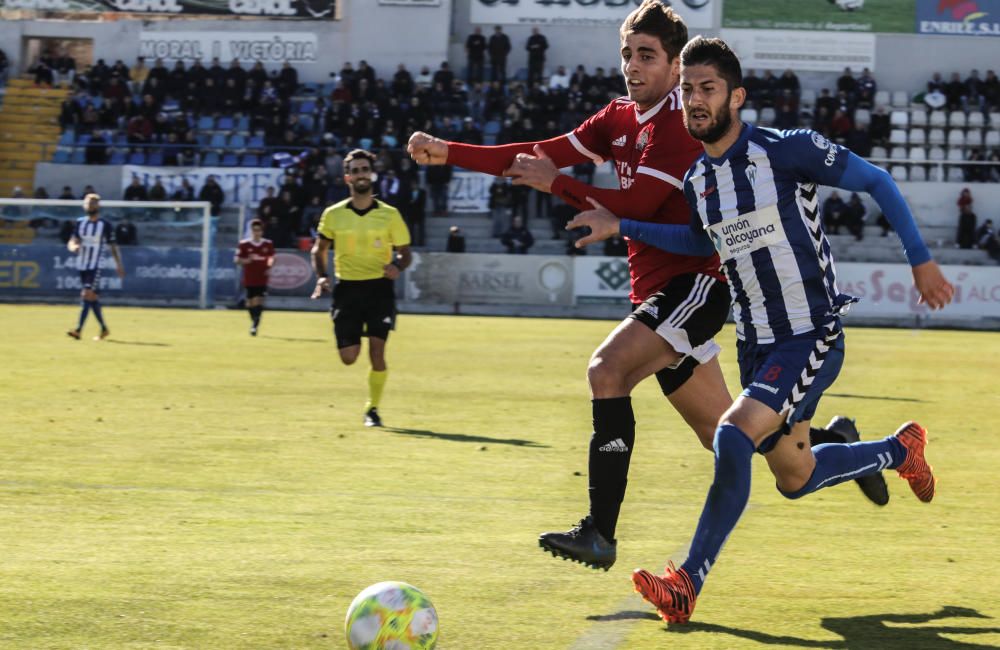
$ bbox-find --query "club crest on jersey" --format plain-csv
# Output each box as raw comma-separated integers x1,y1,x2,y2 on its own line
811,132,830,150
636,128,650,152
745,161,758,186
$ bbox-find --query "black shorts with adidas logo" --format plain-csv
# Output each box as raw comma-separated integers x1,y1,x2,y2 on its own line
330,278,396,349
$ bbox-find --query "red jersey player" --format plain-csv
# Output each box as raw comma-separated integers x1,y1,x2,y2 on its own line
408,0,884,571
235,218,275,336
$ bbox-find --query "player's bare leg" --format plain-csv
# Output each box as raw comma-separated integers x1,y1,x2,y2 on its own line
338,344,361,366
364,337,388,427
664,357,732,451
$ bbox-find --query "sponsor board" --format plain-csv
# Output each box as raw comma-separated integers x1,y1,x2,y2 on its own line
121,165,285,207
139,32,319,63
268,251,314,291
917,0,1000,36
470,0,714,29
405,252,573,305
573,255,631,304
720,28,875,72
448,170,493,213
723,0,912,33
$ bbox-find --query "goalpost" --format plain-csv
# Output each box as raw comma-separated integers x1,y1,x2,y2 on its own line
0,198,218,308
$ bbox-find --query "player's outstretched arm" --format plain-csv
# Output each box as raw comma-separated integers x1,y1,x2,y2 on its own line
408,131,590,177
567,198,715,255
837,153,954,310
406,132,449,165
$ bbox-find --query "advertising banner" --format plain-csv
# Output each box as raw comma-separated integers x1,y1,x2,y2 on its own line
837,263,1000,320
719,29,876,73
139,32,319,63
378,0,439,4
448,170,493,213
723,0,913,33
916,0,1000,36
0,244,237,303
470,0,715,29
266,250,317,296
0,0,336,18
405,252,573,306
573,255,631,304
121,165,285,207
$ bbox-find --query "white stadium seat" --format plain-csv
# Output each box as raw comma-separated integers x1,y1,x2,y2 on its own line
929,111,948,127
854,108,871,127
889,129,908,145
985,130,1000,148
874,90,890,109
870,145,887,160
946,166,964,182
947,147,965,162
909,166,927,181
890,110,909,128
909,128,926,145
740,108,759,124
909,146,926,161
909,109,928,128
890,146,908,160
967,111,985,128
759,107,776,125
929,165,944,182
891,165,909,181
891,91,909,107
928,128,946,145
966,129,983,147
800,89,816,108
928,146,946,161
947,130,966,147
949,110,967,128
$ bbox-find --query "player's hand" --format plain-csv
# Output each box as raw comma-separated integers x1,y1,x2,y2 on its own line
407,132,449,165
311,277,331,299
67,239,80,254
912,260,954,310
383,263,402,280
566,198,621,248
503,145,559,193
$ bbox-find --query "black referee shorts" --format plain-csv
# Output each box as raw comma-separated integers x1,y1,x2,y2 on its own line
330,278,396,349
628,272,731,396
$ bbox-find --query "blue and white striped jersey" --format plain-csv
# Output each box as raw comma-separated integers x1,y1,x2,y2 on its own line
683,124,855,344
73,217,115,272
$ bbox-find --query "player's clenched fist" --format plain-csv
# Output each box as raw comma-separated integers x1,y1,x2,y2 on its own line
407,132,449,165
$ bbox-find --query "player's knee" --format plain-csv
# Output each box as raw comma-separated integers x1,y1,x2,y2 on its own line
695,422,716,451
83,290,98,302
587,353,625,395
774,468,813,497
340,350,360,365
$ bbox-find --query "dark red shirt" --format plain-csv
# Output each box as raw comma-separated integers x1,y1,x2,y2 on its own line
236,238,275,287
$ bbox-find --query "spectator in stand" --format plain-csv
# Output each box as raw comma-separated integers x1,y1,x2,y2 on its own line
829,109,853,142
966,148,987,183
488,176,513,237
975,219,1000,259
983,69,1000,111
198,175,225,216
758,70,778,107
549,65,570,90
126,114,153,146
115,218,138,245
392,64,414,97
149,179,167,201
856,68,877,108
927,71,945,94
868,105,890,144
226,59,248,100
844,193,867,241
526,27,549,86
964,69,985,111
845,122,873,158
131,57,149,94
945,72,966,111
425,162,452,217
59,186,75,200
378,168,405,208
742,69,761,109
405,183,427,247
822,191,846,235
957,203,977,250
33,186,49,200
466,27,487,84
167,61,187,99
278,61,298,100
777,69,800,98
0,48,8,86
302,195,325,235
30,55,54,87
59,97,81,131
924,74,947,110
489,25,511,84
414,65,433,88
326,173,350,204
433,61,454,90
773,90,798,129
837,67,857,102
123,176,148,201
53,49,76,88
501,215,533,254
445,225,465,252
958,186,973,211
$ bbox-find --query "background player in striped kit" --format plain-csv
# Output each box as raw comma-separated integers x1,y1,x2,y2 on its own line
66,193,125,341
567,37,953,623
408,0,886,572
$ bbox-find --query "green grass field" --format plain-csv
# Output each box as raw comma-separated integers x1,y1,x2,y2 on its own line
2,304,1000,649
723,0,915,33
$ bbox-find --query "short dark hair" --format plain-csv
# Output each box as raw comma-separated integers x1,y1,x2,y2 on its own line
620,0,688,62
250,218,264,229
343,149,377,174
681,36,743,91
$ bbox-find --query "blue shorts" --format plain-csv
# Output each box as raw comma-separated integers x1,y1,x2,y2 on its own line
737,323,845,452
79,269,101,292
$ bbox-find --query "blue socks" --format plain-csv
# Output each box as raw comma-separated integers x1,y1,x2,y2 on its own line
779,436,907,499
91,300,106,329
681,423,755,594
77,301,91,330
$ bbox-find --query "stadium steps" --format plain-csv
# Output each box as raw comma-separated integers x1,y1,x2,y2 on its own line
0,78,70,197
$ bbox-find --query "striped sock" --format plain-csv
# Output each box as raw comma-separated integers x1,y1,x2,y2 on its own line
779,437,907,500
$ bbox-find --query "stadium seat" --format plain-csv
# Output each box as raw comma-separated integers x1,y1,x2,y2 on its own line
52,149,70,163
147,150,163,166
237,115,250,131
197,116,214,130
909,128,926,145
891,91,909,108
109,150,126,165
210,133,227,148
740,108,758,124
248,135,265,149
948,110,967,128
359,137,374,150
70,149,85,164
58,131,75,146
299,115,315,131
890,146,908,160
229,134,247,149
382,134,399,148
985,130,1000,148
484,120,501,136
75,133,92,145
946,147,965,162
909,166,927,181
889,129,908,145
221,153,238,167
873,90,890,109
891,165,908,181
854,108,871,127
909,146,926,161
909,109,928,128
483,135,497,146
947,130,966,148
241,154,259,167
759,107,776,125
870,145,888,159
216,116,235,130
128,152,146,165
967,111,985,128
201,151,220,166
299,100,316,114
928,146,946,161
928,110,947,127
890,110,908,128
90,96,104,109
946,166,964,182
927,128,946,145
928,165,944,182
800,88,816,108
966,129,983,147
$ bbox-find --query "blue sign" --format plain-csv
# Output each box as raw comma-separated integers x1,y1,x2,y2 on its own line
917,0,1000,36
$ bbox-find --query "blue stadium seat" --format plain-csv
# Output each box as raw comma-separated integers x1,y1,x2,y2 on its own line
241,153,259,167
52,149,71,163
75,133,92,145
128,152,146,165
209,133,227,148
483,135,497,146
147,150,164,166
229,134,247,149
201,151,220,166
248,135,265,149
216,116,234,130
301,82,319,95
299,100,316,114
359,137,373,150
109,151,127,165
197,116,215,130
71,149,86,164
321,81,336,96
57,131,74,146
90,96,104,109
221,153,238,167
382,134,398,148
484,120,501,136
298,115,315,131
237,115,250,131
113,133,128,146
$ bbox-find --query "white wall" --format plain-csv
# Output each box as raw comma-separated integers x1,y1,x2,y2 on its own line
817,181,1000,229
0,0,453,82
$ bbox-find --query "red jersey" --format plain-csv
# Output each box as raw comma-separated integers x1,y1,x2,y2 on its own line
447,88,723,303
236,238,275,287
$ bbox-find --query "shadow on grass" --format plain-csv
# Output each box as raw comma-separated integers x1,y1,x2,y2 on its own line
384,427,548,448
825,392,927,403
658,606,996,649
259,335,328,343
586,610,661,622
103,339,171,347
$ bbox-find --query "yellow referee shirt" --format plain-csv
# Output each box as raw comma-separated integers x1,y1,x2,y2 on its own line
317,199,411,281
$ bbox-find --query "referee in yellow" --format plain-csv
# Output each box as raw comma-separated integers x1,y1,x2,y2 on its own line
311,149,413,427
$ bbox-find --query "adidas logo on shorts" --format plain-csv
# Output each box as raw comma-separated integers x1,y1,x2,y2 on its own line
599,438,629,453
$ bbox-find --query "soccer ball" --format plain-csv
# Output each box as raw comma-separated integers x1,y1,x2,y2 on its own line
345,581,439,649
831,0,864,10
